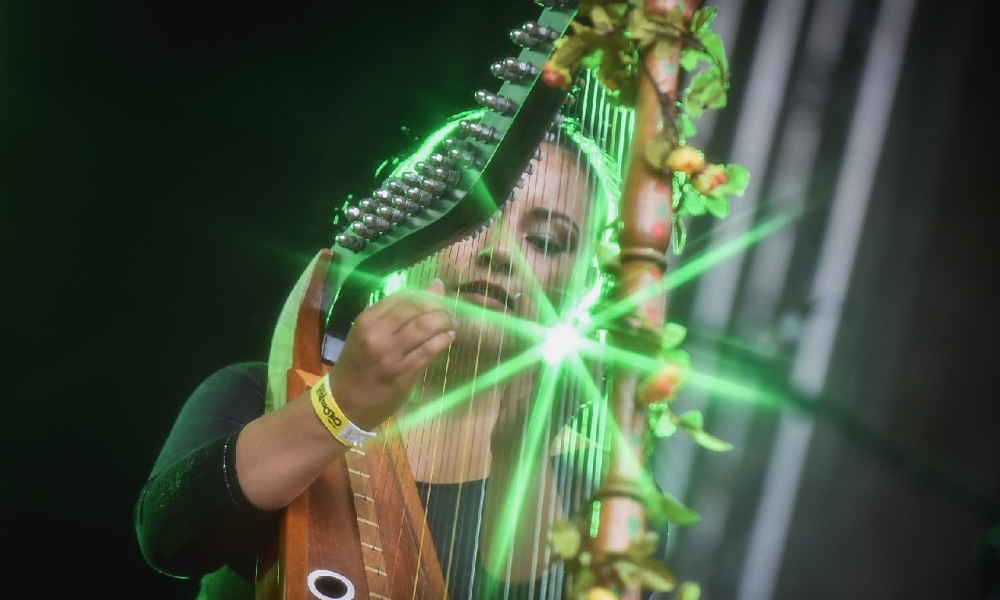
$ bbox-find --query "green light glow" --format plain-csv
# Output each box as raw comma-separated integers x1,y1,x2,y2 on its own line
666,207,802,290
329,124,803,577
483,362,561,575
543,324,583,365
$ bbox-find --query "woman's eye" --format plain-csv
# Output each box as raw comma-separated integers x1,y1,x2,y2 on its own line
526,234,568,254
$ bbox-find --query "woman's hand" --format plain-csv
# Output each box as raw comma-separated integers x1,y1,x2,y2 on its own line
327,279,457,431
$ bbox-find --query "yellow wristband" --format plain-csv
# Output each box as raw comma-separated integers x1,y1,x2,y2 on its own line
309,375,376,448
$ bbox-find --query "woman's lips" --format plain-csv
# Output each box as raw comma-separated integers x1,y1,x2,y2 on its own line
457,281,512,311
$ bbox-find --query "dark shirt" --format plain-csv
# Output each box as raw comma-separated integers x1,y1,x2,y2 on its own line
135,361,667,599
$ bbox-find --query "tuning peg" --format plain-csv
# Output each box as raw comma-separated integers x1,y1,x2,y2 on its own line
459,121,501,144
510,21,560,50
390,196,420,213
474,90,517,116
491,58,540,83
415,161,461,186
376,205,408,224
336,232,366,252
426,153,457,170
442,138,484,168
402,172,447,196
344,206,363,221
362,213,393,233
350,221,379,240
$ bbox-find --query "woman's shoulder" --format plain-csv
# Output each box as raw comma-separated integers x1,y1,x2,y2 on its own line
206,361,268,385
180,361,269,423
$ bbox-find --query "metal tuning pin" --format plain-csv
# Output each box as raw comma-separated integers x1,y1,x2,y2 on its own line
344,205,363,221
415,161,460,187
474,90,517,116
336,232,366,252
458,120,501,144
372,188,395,207
358,197,379,214
402,172,447,197
510,21,560,50
362,213,393,233
376,205,407,224
350,220,379,239
336,195,381,252
490,57,540,83
442,138,484,168
391,196,421,213
386,178,435,208
426,152,457,170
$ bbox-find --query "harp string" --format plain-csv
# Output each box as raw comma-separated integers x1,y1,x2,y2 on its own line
355,80,634,596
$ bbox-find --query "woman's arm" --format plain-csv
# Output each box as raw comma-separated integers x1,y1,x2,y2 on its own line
234,280,457,510
135,281,457,579
134,362,277,579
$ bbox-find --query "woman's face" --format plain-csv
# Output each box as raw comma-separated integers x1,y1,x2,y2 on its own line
418,141,595,360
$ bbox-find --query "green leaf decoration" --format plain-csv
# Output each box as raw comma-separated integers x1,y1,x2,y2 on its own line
677,410,704,430
719,163,751,196
678,581,703,600
679,47,709,71
698,29,729,79
550,520,582,559
672,217,688,254
653,409,678,437
590,5,616,32
675,110,697,142
614,558,643,589
691,6,717,33
689,428,735,452
661,347,691,366
581,48,605,70
645,135,674,172
628,9,659,47
684,198,707,216
677,189,707,217
685,69,726,117
660,322,687,350
636,556,678,591
626,530,661,560
568,569,596,600
654,491,701,526
703,194,730,218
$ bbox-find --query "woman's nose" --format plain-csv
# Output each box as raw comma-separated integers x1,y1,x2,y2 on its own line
475,224,515,272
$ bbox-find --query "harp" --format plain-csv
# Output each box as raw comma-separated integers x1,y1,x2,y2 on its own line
256,1,743,598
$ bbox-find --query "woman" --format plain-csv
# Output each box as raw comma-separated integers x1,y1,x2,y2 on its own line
134,112,627,599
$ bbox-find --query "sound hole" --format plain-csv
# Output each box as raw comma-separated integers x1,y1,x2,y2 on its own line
306,569,355,600
316,577,347,598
